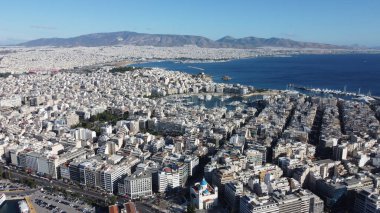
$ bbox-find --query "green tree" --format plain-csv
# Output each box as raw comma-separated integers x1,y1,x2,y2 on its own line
22,178,36,188
186,204,196,213
108,195,117,205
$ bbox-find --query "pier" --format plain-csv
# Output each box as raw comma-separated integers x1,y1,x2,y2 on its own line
5,196,25,200
25,196,36,213
288,84,375,100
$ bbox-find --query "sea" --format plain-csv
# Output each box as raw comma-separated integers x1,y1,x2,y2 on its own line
132,54,380,96
0,200,21,213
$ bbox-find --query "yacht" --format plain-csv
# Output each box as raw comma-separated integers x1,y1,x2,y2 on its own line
0,193,6,206
18,200,29,213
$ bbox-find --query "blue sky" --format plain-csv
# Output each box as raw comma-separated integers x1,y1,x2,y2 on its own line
1,0,380,46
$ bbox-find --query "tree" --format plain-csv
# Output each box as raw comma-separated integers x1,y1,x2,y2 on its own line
186,204,196,213
108,195,117,205
22,178,36,188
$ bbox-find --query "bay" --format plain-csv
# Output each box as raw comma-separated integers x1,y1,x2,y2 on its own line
133,54,380,96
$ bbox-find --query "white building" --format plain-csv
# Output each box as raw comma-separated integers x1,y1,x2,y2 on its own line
240,194,279,213
245,149,264,166
122,171,152,199
70,128,96,141
184,155,199,177
101,164,130,194
0,96,22,107
190,178,218,210
37,155,59,178
157,167,180,193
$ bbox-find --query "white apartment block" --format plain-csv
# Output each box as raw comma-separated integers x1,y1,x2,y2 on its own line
157,167,181,193
101,165,130,194
122,171,152,199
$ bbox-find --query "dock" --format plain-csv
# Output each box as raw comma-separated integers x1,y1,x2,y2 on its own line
288,84,366,98
5,196,25,200
242,90,281,97
25,196,36,213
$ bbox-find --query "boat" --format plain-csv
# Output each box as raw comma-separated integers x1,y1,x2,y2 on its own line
0,193,6,206
222,75,232,81
220,95,231,102
18,200,29,213
227,101,241,106
188,66,205,71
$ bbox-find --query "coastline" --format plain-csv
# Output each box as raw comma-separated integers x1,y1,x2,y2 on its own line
131,54,380,97
1,44,380,74
1,52,380,99
131,50,380,65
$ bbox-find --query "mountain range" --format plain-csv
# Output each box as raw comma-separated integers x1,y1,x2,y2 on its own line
19,31,343,49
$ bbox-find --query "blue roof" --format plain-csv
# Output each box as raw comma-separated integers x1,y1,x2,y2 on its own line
201,178,208,186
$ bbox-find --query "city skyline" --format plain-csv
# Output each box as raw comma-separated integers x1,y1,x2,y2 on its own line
1,1,380,212
1,0,380,46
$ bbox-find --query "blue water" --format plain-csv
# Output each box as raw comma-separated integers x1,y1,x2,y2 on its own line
133,54,380,96
0,200,21,213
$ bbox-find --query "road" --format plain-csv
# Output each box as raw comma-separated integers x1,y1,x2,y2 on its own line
0,164,109,204
2,189,37,196
135,202,161,213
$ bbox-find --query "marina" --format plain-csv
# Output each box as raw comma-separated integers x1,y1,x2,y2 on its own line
288,84,375,102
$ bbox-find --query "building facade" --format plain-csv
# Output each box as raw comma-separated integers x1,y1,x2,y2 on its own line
122,171,152,199
190,178,218,210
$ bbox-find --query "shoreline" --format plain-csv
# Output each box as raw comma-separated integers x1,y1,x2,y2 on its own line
1,54,380,99
1,44,380,74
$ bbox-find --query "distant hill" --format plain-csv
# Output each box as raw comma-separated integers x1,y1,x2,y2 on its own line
19,31,342,49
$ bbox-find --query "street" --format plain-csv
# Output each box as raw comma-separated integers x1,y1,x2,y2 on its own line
1,164,109,204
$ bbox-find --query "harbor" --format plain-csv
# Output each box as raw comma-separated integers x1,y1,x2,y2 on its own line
133,54,380,97
288,84,375,102
0,196,35,213
0,186,36,213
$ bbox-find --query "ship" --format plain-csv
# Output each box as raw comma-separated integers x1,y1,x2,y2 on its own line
222,75,232,81
0,193,6,206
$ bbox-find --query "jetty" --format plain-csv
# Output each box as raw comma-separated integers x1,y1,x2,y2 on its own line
25,196,36,213
289,84,365,97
